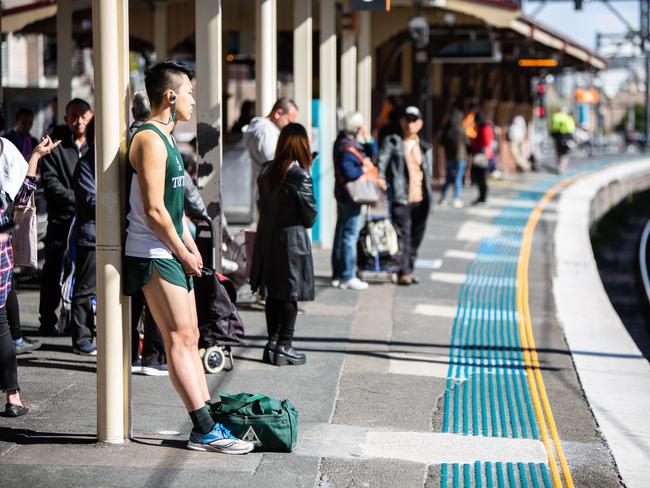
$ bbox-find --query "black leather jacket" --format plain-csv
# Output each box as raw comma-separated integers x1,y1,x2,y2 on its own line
377,134,434,205
250,162,317,301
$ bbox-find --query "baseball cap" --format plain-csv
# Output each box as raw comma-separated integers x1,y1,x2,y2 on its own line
403,106,422,119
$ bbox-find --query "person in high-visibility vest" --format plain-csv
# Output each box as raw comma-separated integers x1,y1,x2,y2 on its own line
550,107,576,174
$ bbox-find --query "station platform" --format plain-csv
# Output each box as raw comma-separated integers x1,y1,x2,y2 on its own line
1,156,649,488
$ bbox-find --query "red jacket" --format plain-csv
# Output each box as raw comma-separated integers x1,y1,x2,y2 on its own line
472,123,495,159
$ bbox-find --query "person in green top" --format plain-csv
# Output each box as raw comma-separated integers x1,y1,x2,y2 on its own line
550,106,576,174
125,60,253,454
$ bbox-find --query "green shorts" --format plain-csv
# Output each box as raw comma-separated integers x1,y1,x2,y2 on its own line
124,256,194,296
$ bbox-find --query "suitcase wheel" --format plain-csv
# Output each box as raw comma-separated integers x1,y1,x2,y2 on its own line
203,346,226,374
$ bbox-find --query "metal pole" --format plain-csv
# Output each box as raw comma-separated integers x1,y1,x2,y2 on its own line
642,0,650,147
92,0,130,444
57,0,73,123
357,11,372,129
256,0,277,115
153,1,168,60
195,0,223,269
319,0,337,248
341,28,357,114
293,0,313,133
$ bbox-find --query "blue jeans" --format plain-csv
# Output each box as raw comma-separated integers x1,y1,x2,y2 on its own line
440,159,466,200
331,202,362,282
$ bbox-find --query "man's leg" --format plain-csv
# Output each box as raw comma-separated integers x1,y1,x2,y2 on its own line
409,201,430,273
391,204,412,277
131,291,145,361
39,223,69,334
142,268,209,411
454,160,467,200
141,304,166,366
70,247,96,350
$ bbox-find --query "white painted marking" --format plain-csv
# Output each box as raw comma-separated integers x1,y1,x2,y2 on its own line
467,208,502,218
363,432,547,464
456,221,501,242
445,249,477,260
388,353,462,380
429,272,466,284
415,258,443,269
415,303,519,321
429,272,516,287
414,304,457,319
298,424,548,464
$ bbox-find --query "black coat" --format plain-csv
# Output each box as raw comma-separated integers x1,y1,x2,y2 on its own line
250,162,317,302
73,144,96,247
41,125,88,225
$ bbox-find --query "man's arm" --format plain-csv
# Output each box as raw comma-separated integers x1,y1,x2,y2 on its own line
131,131,201,276
377,137,394,190
257,128,277,163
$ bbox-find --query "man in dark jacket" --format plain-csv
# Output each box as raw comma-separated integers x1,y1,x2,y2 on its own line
38,98,93,336
378,106,433,286
70,141,97,354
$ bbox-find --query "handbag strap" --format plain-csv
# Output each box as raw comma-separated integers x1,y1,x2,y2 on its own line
345,146,365,164
219,393,266,409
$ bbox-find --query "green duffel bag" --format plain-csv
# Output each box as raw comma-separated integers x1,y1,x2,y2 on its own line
210,392,298,452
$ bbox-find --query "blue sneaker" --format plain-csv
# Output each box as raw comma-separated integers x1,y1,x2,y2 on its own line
187,423,255,455
73,342,97,356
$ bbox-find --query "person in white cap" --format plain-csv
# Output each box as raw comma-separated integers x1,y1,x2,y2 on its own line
378,106,433,286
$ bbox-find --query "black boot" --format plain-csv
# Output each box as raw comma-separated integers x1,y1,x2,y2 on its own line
273,344,306,366
262,341,277,364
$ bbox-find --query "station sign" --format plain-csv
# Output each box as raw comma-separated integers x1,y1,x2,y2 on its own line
349,0,391,11
518,59,558,68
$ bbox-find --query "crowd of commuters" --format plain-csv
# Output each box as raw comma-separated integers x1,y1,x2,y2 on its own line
0,53,583,458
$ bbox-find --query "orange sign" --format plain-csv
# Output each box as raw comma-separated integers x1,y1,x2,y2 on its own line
518,59,558,68
575,88,600,104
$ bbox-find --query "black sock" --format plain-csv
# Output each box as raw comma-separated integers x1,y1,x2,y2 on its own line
189,406,215,434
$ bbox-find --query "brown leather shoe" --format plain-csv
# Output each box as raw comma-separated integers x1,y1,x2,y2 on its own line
398,275,412,286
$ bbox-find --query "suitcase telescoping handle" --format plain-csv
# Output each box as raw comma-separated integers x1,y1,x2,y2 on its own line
196,214,217,272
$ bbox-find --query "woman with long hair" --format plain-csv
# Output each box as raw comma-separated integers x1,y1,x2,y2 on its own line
250,123,317,366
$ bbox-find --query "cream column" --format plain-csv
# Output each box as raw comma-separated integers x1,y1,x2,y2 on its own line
293,0,312,133
256,0,277,115
92,0,130,443
195,0,224,267
319,0,337,248
357,11,372,128
341,28,357,115
153,1,168,59
56,0,73,123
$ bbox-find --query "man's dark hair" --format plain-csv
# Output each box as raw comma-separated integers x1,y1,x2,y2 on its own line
144,60,195,108
270,97,298,115
15,108,34,121
65,98,92,115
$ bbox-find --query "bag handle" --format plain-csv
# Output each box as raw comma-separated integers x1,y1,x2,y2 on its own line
345,146,365,164
219,393,266,410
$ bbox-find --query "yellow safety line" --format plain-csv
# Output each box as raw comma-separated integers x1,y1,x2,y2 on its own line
516,179,575,488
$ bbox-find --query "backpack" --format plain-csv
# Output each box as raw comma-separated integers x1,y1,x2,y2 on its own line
357,216,400,271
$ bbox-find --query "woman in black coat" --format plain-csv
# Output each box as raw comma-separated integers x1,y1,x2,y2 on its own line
250,123,317,366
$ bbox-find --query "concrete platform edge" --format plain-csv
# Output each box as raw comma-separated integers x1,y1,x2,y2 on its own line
554,159,650,488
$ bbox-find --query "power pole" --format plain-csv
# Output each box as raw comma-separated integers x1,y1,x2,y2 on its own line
642,0,650,146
